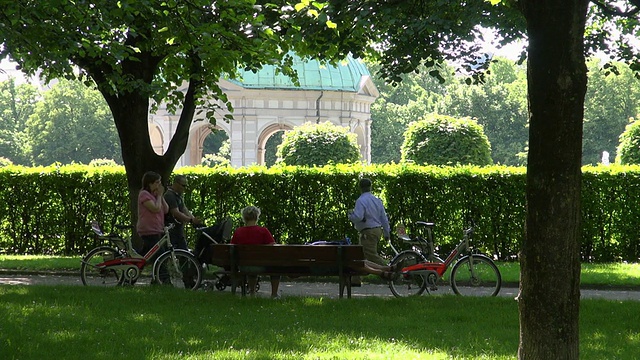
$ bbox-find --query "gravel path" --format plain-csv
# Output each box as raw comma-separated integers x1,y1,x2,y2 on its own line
1,272,639,301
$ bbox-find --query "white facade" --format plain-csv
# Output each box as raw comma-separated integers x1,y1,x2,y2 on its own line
149,76,379,168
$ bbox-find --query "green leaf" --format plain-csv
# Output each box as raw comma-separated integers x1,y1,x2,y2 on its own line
312,2,326,10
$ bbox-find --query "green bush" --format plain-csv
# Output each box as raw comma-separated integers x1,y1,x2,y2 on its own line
276,122,361,166
2,163,640,262
401,114,493,166
616,119,640,164
201,153,231,167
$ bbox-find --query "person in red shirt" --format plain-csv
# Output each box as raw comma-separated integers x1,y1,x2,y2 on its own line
231,206,280,298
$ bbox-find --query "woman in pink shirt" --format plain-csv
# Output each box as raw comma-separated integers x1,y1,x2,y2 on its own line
137,171,169,282
231,206,279,298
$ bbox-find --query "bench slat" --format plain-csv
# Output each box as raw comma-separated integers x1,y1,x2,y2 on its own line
206,244,368,298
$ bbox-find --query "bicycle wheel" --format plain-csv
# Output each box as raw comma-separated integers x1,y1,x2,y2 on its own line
80,246,124,287
450,254,501,297
389,250,427,297
153,249,202,290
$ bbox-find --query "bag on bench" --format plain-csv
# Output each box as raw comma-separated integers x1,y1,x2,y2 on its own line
307,238,351,246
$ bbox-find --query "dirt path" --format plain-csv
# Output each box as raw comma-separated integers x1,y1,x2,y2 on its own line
1,272,640,301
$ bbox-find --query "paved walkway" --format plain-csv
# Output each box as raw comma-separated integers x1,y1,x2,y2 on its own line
1,273,640,301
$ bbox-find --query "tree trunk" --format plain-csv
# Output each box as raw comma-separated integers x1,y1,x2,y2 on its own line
100,80,199,240
518,1,589,359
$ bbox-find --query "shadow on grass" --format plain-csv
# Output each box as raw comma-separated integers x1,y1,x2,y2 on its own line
0,285,638,359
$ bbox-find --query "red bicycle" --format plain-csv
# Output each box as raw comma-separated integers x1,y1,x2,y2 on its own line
389,220,501,297
80,222,202,290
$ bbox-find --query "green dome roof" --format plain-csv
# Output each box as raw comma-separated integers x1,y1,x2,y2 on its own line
228,55,370,92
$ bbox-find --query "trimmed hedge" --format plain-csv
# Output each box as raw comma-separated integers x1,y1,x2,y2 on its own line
0,163,638,262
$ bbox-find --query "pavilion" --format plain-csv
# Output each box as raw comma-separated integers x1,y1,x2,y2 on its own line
149,55,379,167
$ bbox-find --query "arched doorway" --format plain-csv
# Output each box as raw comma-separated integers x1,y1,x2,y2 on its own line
150,124,164,155
257,123,294,166
202,127,230,167
353,124,367,161
189,124,230,166
264,131,285,167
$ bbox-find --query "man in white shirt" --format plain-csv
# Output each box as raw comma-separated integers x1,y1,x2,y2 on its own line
348,178,391,285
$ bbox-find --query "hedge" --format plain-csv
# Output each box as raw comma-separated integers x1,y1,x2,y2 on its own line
0,163,638,262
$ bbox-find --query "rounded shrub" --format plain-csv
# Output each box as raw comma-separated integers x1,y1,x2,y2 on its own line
276,122,360,166
400,114,493,166
616,120,640,164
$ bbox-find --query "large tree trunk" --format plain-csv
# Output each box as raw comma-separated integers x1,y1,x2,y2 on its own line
518,1,589,359
100,80,199,236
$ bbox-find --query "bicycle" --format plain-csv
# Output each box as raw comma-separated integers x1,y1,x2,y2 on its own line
388,220,501,297
80,221,203,290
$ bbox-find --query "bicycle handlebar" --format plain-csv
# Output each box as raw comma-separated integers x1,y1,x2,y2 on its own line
464,226,474,236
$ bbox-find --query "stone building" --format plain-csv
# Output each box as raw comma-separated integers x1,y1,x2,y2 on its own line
149,55,379,168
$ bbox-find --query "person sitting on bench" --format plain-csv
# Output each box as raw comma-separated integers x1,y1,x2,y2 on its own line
230,206,281,298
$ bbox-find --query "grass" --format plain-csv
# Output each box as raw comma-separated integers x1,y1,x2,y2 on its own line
0,285,638,359
1,255,639,288
1,256,639,358
0,255,80,271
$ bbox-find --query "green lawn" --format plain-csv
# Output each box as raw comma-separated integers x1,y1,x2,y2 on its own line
0,255,80,271
1,256,639,359
0,285,639,359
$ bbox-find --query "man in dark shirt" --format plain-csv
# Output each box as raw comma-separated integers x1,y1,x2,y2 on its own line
164,175,202,250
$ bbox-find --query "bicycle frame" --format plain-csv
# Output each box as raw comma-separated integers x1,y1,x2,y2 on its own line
389,220,501,297
91,224,175,282
392,221,437,258
90,221,141,258
401,226,474,279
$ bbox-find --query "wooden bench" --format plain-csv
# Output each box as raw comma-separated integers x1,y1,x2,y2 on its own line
208,244,368,298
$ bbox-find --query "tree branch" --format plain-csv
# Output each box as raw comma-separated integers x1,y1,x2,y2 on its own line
163,52,204,164
591,0,640,17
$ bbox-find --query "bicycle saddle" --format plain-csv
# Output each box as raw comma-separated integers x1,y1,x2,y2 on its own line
416,221,435,228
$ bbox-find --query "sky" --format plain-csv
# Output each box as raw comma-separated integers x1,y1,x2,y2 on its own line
0,58,42,86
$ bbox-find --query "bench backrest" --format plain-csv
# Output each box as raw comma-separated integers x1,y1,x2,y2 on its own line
209,244,365,270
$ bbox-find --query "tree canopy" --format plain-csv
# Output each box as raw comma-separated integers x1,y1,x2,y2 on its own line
583,59,640,164
0,0,381,214
0,78,38,165
615,119,640,164
25,79,121,165
436,58,529,166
